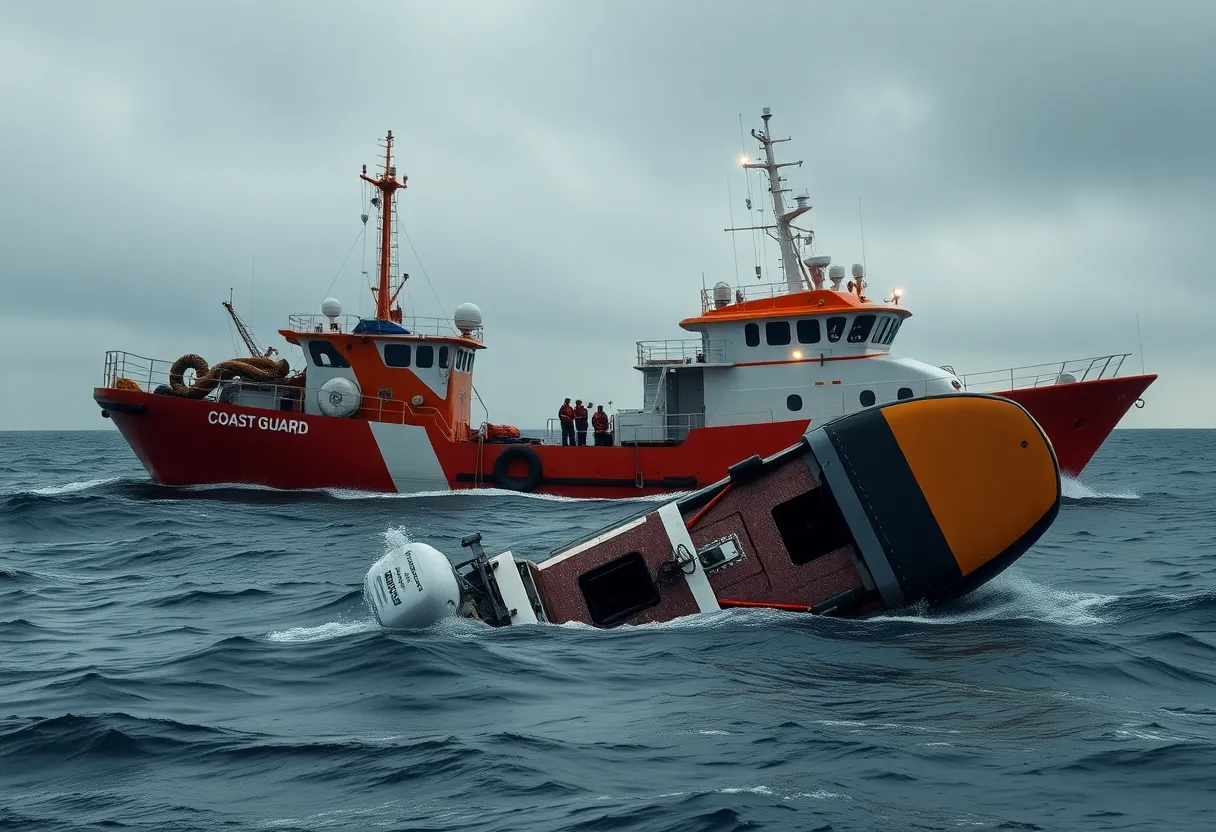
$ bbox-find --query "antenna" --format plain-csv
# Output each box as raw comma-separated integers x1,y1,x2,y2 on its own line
857,198,867,272
1136,314,1146,374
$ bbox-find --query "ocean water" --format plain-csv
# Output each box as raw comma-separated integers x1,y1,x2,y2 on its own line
1,428,1214,831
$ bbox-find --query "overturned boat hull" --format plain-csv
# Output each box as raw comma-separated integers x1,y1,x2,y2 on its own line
365,394,1062,629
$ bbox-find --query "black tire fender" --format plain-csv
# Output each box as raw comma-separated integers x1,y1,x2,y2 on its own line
492,445,543,492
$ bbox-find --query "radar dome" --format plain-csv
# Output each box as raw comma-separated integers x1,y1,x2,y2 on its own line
453,302,483,334
321,297,342,318
851,263,866,278
803,255,832,268
364,542,462,629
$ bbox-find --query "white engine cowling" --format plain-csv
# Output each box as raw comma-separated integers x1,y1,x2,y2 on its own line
318,377,361,417
364,542,462,629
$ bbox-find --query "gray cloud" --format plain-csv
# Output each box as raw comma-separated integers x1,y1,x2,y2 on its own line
1,0,1212,431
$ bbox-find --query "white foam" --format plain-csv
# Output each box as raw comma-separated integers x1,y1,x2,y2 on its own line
327,485,683,503
1062,476,1139,500
27,477,121,496
879,572,1118,627
265,618,379,643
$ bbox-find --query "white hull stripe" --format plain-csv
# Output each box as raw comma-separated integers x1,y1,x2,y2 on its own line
657,503,720,614
367,422,452,493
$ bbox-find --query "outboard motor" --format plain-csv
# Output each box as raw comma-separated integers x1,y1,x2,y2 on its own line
363,542,462,629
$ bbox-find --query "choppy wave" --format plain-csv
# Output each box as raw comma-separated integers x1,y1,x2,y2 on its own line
3,428,1215,831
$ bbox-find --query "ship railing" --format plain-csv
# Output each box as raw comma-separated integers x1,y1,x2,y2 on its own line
699,280,809,314
952,353,1132,394
542,415,620,446
612,411,707,445
636,338,728,366
102,350,177,392
286,313,483,342
100,350,459,435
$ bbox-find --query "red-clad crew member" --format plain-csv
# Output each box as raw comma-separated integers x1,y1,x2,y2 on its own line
573,399,589,446
591,405,610,446
558,398,576,446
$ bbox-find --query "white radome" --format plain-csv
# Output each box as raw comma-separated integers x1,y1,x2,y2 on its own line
453,302,483,333
364,542,462,629
321,297,342,319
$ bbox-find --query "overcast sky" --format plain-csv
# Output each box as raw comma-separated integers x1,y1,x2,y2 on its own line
2,0,1212,431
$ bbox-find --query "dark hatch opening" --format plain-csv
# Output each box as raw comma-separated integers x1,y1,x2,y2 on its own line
772,482,855,565
577,552,660,626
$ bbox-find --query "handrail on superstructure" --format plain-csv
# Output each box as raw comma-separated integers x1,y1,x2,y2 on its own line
285,313,483,342
636,338,728,366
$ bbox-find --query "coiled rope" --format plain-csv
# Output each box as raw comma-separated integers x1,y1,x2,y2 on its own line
167,353,294,399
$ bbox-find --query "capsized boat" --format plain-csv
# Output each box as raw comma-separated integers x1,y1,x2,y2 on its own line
363,393,1061,629
95,113,1153,498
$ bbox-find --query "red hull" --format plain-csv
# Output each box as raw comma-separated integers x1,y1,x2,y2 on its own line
998,374,1155,475
95,372,1155,496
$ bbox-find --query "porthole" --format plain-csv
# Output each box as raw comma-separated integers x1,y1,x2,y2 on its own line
745,323,760,347
897,387,913,400
787,394,803,412
859,389,875,407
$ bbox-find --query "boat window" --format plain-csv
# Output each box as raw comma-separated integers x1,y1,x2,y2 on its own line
467,352,475,371
383,344,411,368
787,394,803,412
416,345,435,369
745,323,760,347
884,318,902,345
847,314,876,343
308,340,350,369
872,316,891,344
577,552,661,627
766,321,791,346
898,387,914,400
772,483,853,566
859,389,875,407
797,319,820,344
826,316,846,342
439,346,449,369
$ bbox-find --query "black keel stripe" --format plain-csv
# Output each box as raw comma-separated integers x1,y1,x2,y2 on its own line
824,409,962,603
807,427,906,609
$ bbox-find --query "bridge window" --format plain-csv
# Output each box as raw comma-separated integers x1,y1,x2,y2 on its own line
439,346,449,369
766,321,791,346
797,319,820,344
383,344,411,368
872,316,890,344
787,394,803,412
859,389,875,407
308,340,350,369
898,387,914,400
884,318,902,345
416,345,434,369
744,323,760,347
826,316,846,342
848,314,876,343
467,352,475,371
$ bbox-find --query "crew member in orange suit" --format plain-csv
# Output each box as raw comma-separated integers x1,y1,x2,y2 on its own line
558,398,576,446
591,405,610,446
573,400,589,446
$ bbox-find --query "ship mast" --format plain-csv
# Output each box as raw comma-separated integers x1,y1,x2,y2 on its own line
360,132,408,321
740,108,813,293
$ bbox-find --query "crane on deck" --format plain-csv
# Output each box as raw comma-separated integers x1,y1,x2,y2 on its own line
223,290,277,358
